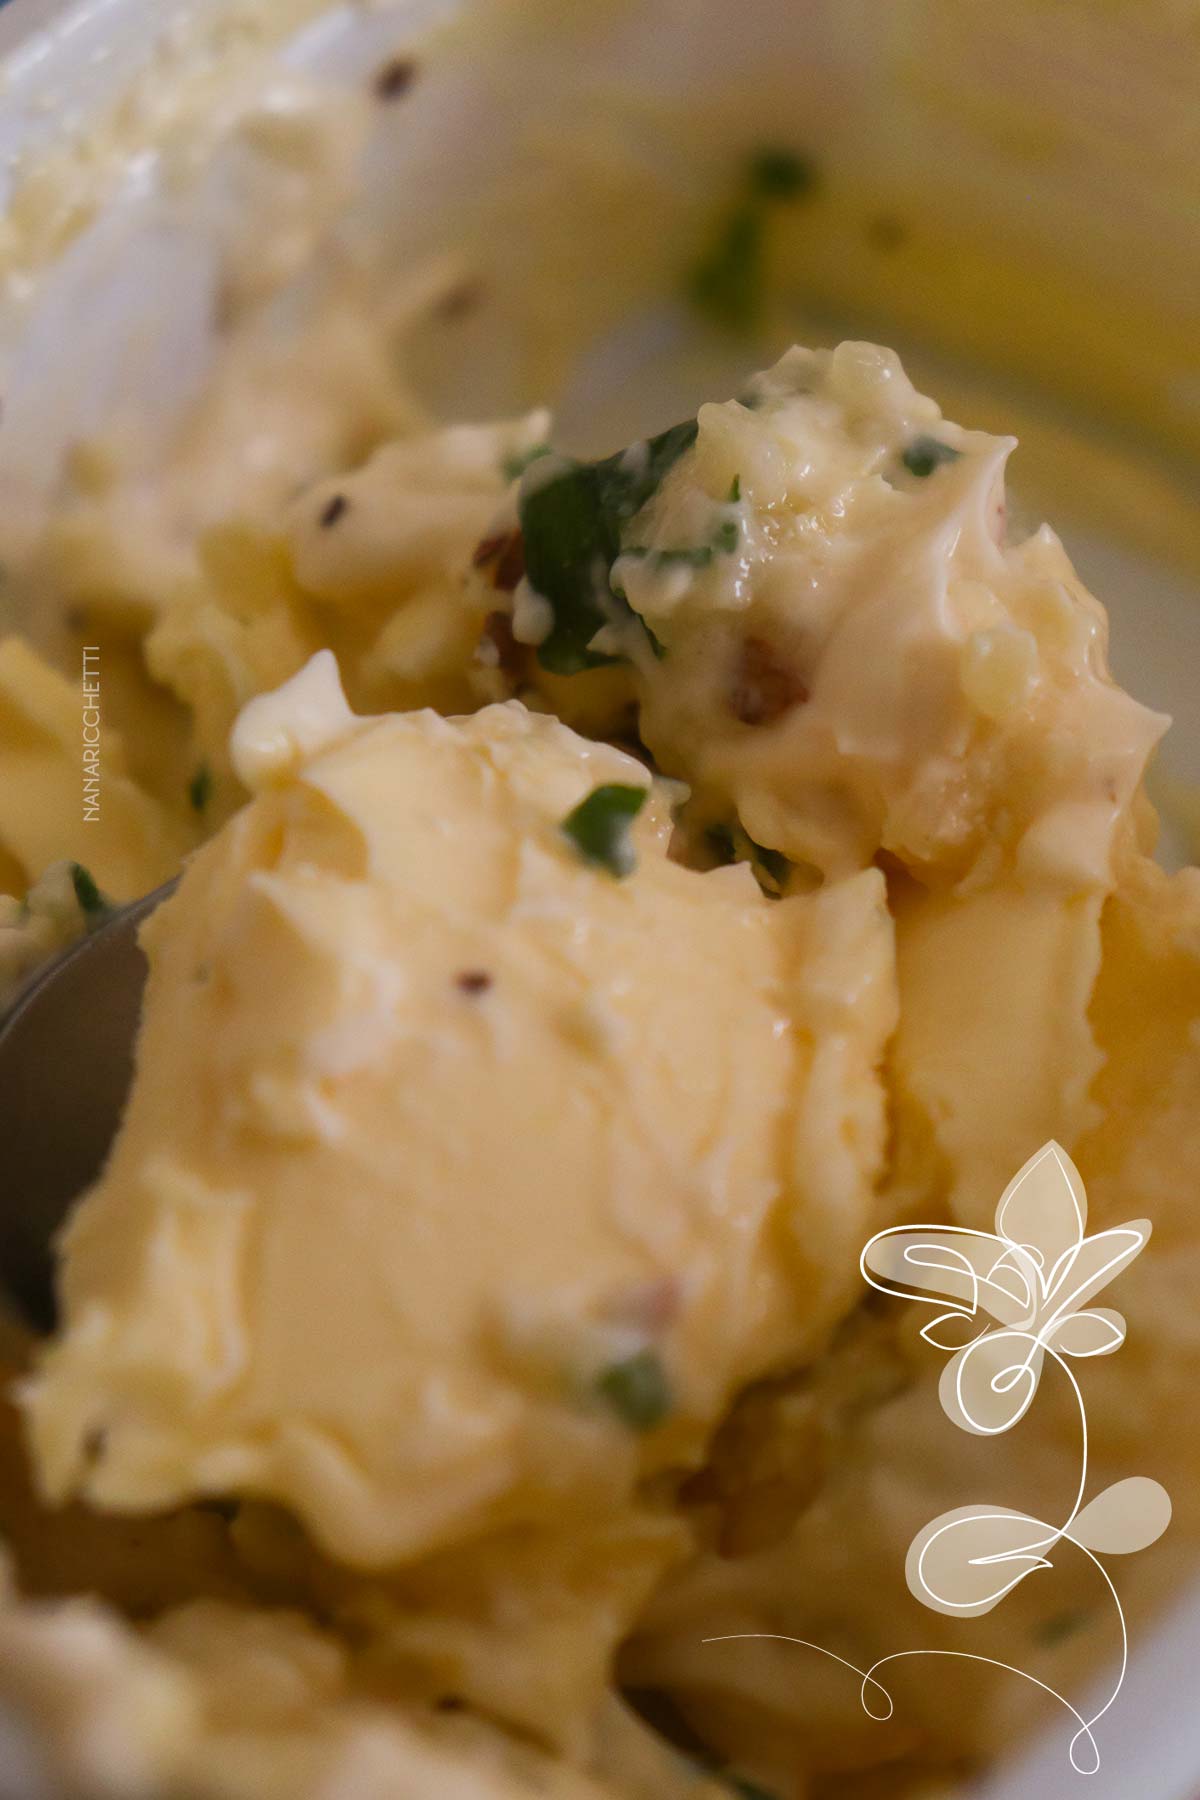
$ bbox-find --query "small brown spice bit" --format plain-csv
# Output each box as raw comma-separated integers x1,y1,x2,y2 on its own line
434,277,485,322
681,1380,825,1558
374,56,417,101
195,1497,241,1521
320,493,349,529
866,212,908,252
472,530,525,593
728,634,809,726
455,970,493,995
82,1425,108,1466
602,1276,681,1334
472,533,505,568
494,537,525,592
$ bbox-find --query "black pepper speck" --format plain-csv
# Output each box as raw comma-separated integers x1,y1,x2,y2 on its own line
375,56,417,100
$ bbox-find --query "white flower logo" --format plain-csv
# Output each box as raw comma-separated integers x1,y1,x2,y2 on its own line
705,1143,1172,1774
860,1141,1171,1769
862,1139,1149,1442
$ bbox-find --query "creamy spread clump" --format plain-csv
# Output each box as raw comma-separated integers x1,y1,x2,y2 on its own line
0,332,1196,1800
23,656,895,1570
516,342,1166,894
499,345,1170,1234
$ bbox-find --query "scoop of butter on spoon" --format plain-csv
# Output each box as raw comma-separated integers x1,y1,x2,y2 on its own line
0,881,176,1332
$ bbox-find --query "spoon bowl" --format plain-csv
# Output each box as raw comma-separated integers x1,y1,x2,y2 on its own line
0,881,174,1331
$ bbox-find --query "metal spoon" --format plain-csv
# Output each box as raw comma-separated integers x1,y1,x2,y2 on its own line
0,881,175,1332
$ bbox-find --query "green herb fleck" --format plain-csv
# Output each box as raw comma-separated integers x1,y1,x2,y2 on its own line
502,443,551,484
624,515,739,572
644,622,668,661
700,821,790,890
70,863,105,918
188,762,212,814
648,544,714,569
727,1780,778,1800
687,147,816,331
748,146,815,201
704,823,737,866
902,436,963,479
519,419,698,675
747,837,791,896
596,1348,672,1431
1036,1609,1090,1648
728,475,742,503
687,201,764,331
562,784,648,878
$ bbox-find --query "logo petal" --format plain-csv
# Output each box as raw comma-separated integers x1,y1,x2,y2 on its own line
994,1142,1087,1288
906,1505,1056,1617
861,1227,1034,1327
920,1309,986,1353
939,1331,1043,1436
1068,1479,1173,1555
1040,1223,1151,1331
1043,1307,1125,1358
983,1244,1038,1318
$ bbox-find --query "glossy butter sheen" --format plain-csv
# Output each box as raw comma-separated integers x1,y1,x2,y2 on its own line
23,657,896,1567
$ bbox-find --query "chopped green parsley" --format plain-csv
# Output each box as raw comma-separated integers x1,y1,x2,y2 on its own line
698,820,790,892
687,145,817,330
187,761,212,813
704,822,738,866
748,147,815,201
628,543,715,570
687,202,765,332
519,419,698,675
902,436,962,478
623,513,740,574
1035,1608,1091,1647
596,1348,672,1431
70,863,106,918
562,784,648,878
748,839,791,896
